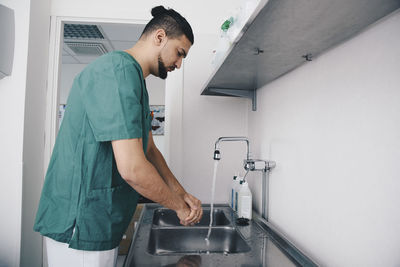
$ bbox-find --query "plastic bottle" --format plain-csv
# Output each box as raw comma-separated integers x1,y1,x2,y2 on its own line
230,173,239,209
234,174,244,212
237,180,252,219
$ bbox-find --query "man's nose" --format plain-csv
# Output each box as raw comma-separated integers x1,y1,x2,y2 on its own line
175,58,183,69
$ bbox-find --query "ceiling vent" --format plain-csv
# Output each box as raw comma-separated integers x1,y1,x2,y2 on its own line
65,42,108,56
64,24,104,39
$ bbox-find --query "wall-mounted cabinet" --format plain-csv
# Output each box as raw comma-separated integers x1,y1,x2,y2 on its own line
201,0,400,110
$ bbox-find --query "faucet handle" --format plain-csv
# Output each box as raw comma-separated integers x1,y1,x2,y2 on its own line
244,159,254,171
244,159,276,172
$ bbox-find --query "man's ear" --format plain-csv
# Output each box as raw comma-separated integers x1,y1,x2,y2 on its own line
153,29,167,46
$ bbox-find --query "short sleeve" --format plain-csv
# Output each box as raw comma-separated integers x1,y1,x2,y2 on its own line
80,63,144,142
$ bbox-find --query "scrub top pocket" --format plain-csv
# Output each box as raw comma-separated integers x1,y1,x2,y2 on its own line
78,183,138,243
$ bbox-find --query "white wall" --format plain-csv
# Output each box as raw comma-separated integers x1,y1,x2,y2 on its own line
146,75,165,105
248,10,400,266
181,32,249,202
0,0,50,266
0,1,30,266
20,0,50,266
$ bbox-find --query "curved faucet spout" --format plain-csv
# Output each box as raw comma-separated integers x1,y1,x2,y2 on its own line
214,136,250,160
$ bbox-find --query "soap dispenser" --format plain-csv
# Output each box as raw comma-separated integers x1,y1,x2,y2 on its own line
237,180,252,219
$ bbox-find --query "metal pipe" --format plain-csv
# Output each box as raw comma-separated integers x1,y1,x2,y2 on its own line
262,170,270,220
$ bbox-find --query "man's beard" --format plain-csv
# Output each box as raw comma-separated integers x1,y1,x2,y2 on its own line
158,55,168,79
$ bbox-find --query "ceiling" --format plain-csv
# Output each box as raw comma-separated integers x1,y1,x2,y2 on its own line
62,22,145,64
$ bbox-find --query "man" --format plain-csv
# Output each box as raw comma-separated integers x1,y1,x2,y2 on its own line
34,6,203,266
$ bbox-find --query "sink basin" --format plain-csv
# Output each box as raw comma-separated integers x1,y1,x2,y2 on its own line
152,208,231,227
147,227,251,255
125,204,318,266
148,207,251,255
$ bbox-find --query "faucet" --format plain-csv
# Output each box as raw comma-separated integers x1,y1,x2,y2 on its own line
213,136,276,220
213,136,250,161
213,136,275,172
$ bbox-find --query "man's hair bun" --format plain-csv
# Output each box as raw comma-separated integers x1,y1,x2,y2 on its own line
141,5,194,45
151,6,168,17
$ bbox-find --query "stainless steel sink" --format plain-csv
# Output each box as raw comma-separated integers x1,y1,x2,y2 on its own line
147,207,250,255
152,208,231,227
125,204,318,266
147,227,251,255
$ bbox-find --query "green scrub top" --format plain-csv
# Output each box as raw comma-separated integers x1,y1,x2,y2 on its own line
34,51,152,251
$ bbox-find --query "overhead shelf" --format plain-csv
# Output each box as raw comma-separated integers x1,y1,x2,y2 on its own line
201,0,400,111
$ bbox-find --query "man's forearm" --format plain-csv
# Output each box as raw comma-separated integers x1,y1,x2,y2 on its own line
144,141,203,225
146,145,186,196
112,139,187,213
124,158,186,211
112,138,195,225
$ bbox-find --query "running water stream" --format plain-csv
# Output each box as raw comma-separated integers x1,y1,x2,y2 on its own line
205,160,219,244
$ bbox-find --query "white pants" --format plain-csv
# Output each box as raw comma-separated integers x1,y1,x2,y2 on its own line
45,237,118,267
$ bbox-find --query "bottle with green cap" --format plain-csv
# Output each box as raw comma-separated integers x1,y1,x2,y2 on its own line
221,17,234,32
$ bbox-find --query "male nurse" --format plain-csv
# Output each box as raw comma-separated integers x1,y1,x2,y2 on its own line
34,6,203,267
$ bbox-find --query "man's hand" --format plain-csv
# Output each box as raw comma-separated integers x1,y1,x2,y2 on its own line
182,193,203,225
176,206,191,226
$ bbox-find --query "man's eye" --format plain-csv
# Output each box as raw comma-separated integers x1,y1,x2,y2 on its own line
177,51,182,57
